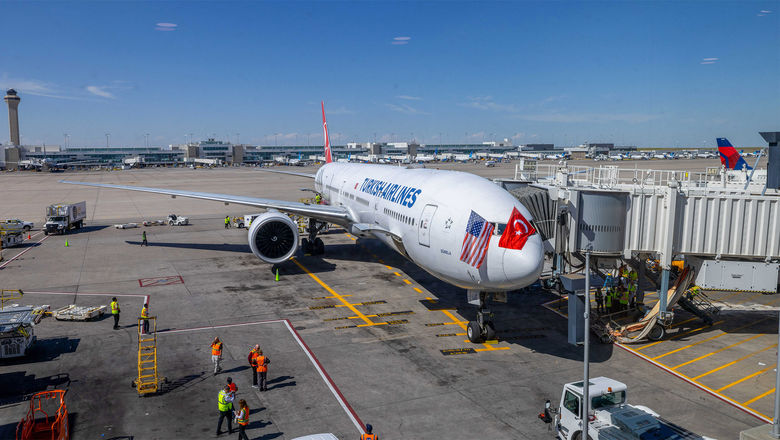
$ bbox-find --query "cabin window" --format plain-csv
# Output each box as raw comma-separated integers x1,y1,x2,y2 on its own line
563,390,580,416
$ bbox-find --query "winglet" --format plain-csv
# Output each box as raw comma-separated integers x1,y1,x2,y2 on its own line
322,101,333,164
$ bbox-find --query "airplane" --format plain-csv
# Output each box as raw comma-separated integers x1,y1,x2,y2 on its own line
543,153,567,161
62,102,544,343
651,152,668,160
717,138,752,170
608,153,624,161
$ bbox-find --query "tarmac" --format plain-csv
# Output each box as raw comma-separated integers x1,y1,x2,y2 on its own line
0,159,772,439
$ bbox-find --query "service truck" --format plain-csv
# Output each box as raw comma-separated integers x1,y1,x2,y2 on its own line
44,201,86,235
541,377,714,440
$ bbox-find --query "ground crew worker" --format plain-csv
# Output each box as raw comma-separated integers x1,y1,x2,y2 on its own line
594,288,604,314
234,399,250,440
110,297,120,329
248,345,260,387
140,303,149,334
226,376,237,412
361,424,378,439
315,193,322,204
141,230,148,246
225,216,230,229
618,286,629,311
687,285,702,300
604,287,613,314
628,282,637,309
216,385,234,436
211,337,224,375
255,349,270,391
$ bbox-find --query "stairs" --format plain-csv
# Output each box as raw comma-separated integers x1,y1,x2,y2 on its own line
136,316,159,395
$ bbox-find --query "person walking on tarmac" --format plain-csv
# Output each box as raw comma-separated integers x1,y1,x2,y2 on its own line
216,385,234,436
315,193,322,204
110,297,120,329
225,216,230,229
594,288,604,315
141,230,148,246
255,349,270,391
211,337,224,375
361,424,378,439
234,399,250,440
248,345,260,388
140,303,150,334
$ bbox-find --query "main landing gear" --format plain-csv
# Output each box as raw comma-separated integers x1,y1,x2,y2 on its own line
301,218,326,255
467,291,497,343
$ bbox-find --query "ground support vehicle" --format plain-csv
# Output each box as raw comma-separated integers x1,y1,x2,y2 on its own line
44,202,86,235
1,230,25,248
2,219,34,232
167,214,188,226
0,306,37,358
52,304,105,321
15,390,69,440
541,377,713,440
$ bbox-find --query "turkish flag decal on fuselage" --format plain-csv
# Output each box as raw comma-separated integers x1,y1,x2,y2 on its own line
498,207,536,250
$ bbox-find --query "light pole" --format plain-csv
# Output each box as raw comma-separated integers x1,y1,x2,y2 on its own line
582,250,592,438
144,133,150,148
236,133,240,145
64,134,70,149
105,133,110,148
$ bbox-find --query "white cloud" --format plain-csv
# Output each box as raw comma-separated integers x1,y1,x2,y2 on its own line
394,36,411,41
514,113,659,123
0,77,82,100
396,95,422,101
700,57,718,65
326,106,354,115
511,132,526,140
760,9,772,13
391,36,410,45
386,103,429,115
459,96,517,113
702,57,718,61
86,86,115,99
156,22,178,31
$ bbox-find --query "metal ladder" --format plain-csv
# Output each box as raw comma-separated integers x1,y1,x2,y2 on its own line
135,316,159,395
0,289,24,310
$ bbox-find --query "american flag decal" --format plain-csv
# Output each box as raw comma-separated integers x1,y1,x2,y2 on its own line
459,210,494,268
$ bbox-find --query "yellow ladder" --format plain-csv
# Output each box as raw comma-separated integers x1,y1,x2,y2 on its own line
136,316,159,395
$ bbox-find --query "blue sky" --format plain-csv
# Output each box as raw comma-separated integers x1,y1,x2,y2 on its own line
1,1,778,148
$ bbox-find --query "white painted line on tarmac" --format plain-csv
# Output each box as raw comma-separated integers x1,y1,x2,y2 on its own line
23,290,150,306
156,318,367,435
0,235,50,269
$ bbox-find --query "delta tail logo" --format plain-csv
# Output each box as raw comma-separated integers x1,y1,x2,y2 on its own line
322,101,333,164
717,138,751,170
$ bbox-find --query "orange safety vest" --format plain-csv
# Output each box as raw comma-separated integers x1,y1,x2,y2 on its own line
360,434,378,440
236,407,249,426
255,355,267,373
211,342,223,356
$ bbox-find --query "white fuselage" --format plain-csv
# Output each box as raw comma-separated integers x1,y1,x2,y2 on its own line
314,163,544,292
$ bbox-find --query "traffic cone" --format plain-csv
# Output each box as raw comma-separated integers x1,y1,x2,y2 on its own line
65,240,69,247
27,234,31,239
275,268,280,282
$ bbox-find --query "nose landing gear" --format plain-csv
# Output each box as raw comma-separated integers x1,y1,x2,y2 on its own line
467,291,497,343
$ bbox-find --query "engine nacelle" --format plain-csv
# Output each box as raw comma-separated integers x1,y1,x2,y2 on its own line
247,212,299,264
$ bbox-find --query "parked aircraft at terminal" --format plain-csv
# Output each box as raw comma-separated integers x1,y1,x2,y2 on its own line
62,103,545,342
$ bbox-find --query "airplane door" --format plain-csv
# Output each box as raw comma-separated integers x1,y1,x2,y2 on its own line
418,204,437,247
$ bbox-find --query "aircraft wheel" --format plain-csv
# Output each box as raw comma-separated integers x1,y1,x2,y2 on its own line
484,321,497,341
314,238,325,255
301,238,311,254
647,325,665,341
467,321,483,343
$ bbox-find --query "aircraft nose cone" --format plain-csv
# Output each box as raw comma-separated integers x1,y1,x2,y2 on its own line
502,232,544,288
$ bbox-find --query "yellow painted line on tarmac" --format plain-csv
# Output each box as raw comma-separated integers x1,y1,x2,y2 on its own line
403,279,412,285
414,287,423,293
652,317,771,360
743,388,776,406
618,342,772,421
393,272,401,277
378,259,385,264
717,364,776,393
291,258,377,326
635,320,725,351
671,333,765,370
692,343,778,380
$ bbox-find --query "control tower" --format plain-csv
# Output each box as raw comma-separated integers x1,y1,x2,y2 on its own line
4,88,21,145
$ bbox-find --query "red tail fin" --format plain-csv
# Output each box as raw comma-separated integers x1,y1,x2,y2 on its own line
322,101,333,164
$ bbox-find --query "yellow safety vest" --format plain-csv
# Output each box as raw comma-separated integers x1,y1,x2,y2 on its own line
225,217,229,224
141,307,148,318
111,301,119,315
218,390,230,411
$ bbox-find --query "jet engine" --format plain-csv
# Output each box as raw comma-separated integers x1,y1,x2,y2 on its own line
247,212,299,264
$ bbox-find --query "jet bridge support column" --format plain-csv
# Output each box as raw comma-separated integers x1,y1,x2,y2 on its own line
658,269,670,314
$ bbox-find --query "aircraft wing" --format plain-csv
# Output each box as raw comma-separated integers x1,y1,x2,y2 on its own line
59,180,353,225
256,168,316,179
